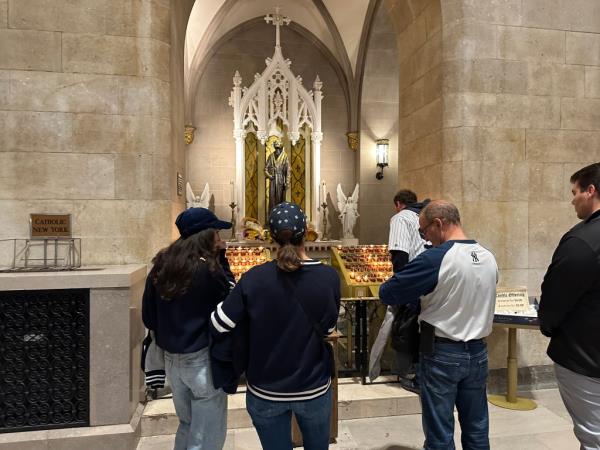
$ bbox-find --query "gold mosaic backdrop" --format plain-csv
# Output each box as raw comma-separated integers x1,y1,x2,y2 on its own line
290,135,306,210
244,132,258,220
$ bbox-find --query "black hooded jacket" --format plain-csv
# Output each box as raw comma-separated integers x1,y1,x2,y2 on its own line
539,209,600,378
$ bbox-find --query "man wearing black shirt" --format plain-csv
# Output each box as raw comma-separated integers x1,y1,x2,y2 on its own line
539,162,600,450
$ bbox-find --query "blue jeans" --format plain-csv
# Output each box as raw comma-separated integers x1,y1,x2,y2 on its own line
419,341,489,450
246,387,332,450
164,348,227,450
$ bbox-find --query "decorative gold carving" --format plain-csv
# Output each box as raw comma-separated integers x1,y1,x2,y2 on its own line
291,135,306,210
346,132,359,151
245,132,259,220
184,125,196,145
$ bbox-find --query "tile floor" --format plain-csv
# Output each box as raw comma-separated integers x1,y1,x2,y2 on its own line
137,388,578,449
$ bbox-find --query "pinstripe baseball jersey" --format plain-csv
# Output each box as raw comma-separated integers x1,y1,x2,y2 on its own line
388,209,426,260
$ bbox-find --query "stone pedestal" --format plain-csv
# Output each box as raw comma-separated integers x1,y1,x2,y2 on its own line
0,265,147,450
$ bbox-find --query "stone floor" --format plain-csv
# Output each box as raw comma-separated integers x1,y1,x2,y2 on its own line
137,388,578,450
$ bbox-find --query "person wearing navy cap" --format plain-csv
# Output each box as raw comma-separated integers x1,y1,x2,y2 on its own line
210,202,341,450
142,207,235,450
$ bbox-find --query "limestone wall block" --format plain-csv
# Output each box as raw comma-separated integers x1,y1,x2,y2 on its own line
7,71,120,114
443,59,528,95
0,110,73,153
114,154,153,200
442,0,522,26
361,75,399,102
0,152,115,200
443,20,498,61
441,161,463,202
566,32,600,66
461,200,528,270
529,163,566,201
388,0,416,34
413,31,442,80
496,94,560,129
117,76,170,118
152,155,172,201
398,164,443,199
561,98,600,130
63,34,170,81
0,29,61,71
425,0,442,38
481,161,530,202
529,201,578,267
400,98,442,144
498,26,565,63
106,0,170,43
498,269,529,290
365,50,401,77
526,129,600,162
399,55,415,91
72,114,171,156
8,0,106,33
461,161,482,201
400,131,442,172
396,13,426,62
0,0,7,27
443,126,525,162
523,0,600,33
0,70,7,106
400,65,441,117
360,184,398,205
585,67,600,98
443,92,497,128
527,63,585,97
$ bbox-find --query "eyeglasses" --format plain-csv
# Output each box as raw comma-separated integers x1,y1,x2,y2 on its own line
419,221,435,239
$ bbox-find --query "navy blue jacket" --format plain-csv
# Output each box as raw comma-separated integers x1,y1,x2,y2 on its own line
210,259,340,401
142,252,235,354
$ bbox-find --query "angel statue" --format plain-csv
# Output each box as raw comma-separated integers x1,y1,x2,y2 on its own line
186,182,210,209
337,183,360,239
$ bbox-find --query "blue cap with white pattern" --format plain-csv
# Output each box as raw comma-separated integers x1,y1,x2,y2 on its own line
268,201,307,244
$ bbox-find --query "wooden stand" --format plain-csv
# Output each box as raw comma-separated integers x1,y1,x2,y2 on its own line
292,332,340,446
487,324,537,411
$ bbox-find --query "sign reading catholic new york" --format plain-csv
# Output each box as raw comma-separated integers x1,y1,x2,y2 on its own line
30,214,72,239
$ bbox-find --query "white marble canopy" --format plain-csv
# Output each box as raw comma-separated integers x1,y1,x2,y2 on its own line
229,8,324,228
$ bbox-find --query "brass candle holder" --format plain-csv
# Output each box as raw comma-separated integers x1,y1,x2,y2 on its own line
321,202,329,241
229,202,237,241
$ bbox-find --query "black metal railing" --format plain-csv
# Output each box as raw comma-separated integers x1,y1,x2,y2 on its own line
0,289,89,433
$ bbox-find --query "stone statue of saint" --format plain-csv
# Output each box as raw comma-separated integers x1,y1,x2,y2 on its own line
265,139,290,212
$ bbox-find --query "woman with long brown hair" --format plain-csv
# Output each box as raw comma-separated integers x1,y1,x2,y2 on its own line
142,207,234,450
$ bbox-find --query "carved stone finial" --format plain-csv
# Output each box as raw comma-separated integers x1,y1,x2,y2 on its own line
313,75,322,91
184,125,196,145
346,132,359,151
233,70,242,86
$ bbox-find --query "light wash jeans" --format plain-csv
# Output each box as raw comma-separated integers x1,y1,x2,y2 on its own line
164,347,227,450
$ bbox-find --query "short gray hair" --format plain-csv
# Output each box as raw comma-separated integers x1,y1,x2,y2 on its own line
421,200,461,225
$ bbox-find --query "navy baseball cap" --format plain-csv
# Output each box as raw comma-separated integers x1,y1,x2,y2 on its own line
268,202,307,244
175,207,231,238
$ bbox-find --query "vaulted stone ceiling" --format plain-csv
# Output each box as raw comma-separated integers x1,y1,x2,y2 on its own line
185,0,373,86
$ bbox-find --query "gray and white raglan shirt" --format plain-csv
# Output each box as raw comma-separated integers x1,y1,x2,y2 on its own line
379,240,498,341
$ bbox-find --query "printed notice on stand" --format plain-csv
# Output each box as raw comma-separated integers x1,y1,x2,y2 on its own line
495,287,529,314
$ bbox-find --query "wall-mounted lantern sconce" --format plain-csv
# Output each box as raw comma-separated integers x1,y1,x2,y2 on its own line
375,139,389,180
